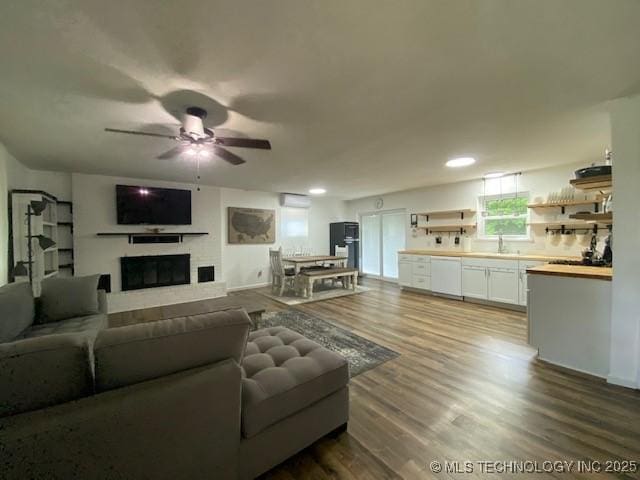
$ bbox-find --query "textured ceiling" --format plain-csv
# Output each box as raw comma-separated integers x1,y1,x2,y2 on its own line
1,0,639,199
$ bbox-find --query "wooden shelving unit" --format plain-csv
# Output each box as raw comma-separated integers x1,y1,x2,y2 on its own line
10,190,60,292
415,209,475,221
420,224,477,234
570,174,612,192
412,208,476,235
528,199,601,214
568,212,613,223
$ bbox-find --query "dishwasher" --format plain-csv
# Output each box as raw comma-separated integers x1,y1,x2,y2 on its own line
431,256,462,297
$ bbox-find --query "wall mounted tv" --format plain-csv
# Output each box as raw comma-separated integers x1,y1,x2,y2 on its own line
116,185,192,225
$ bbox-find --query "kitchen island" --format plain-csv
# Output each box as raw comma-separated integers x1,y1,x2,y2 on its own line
527,264,612,378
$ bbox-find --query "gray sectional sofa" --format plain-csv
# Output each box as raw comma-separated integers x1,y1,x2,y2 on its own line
0,278,349,479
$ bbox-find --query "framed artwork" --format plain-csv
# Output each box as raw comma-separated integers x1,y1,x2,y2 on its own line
228,207,276,244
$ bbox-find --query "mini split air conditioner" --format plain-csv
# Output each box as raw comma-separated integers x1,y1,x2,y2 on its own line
279,193,311,208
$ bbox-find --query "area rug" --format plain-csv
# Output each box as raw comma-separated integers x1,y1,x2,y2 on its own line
260,284,370,306
256,310,399,377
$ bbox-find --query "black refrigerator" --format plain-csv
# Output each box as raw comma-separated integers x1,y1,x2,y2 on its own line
330,222,359,270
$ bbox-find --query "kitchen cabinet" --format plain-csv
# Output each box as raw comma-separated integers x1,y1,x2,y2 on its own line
431,257,462,296
399,252,551,308
397,254,431,290
518,261,544,306
462,258,519,305
462,265,488,299
398,261,413,287
487,267,519,304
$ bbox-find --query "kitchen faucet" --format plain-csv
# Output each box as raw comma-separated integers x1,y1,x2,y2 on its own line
498,234,506,254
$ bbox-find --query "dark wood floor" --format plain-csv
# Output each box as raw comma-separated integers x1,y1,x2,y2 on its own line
113,279,640,479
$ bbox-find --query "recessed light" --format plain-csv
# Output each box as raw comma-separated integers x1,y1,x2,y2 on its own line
309,188,326,195
446,157,476,168
484,171,505,179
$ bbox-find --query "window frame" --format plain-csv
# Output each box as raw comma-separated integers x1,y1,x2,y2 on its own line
477,192,531,241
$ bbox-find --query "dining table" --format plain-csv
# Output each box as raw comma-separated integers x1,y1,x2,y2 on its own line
282,255,348,273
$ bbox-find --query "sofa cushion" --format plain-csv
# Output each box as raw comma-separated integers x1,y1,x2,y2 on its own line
19,313,108,340
0,333,94,417
241,327,349,438
94,309,251,392
39,275,101,322
0,282,34,343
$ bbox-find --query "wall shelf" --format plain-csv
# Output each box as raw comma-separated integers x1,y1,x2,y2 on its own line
96,232,208,244
528,221,603,234
568,212,613,223
528,199,601,214
416,224,476,235
414,209,475,222
569,175,612,192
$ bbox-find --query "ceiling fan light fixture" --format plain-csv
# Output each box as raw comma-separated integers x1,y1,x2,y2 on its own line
182,113,205,138
185,148,197,156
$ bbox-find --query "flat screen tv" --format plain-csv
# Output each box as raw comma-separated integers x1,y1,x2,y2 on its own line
116,185,192,225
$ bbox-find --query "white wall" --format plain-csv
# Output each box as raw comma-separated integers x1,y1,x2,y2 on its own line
347,162,603,257
0,142,16,285
220,188,348,290
72,173,225,312
608,95,640,389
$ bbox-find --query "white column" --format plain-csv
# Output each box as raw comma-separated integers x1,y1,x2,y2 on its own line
608,95,640,389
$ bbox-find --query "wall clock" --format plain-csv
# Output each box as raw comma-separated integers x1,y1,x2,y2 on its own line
374,198,384,210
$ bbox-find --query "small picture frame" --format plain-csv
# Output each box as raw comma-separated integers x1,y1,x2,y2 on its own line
410,214,418,227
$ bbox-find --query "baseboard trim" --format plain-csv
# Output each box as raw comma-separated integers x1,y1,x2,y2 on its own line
607,375,639,390
227,282,270,292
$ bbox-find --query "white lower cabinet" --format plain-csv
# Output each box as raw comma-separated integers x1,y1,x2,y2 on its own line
487,267,519,304
462,265,488,299
397,255,431,290
400,254,543,307
518,261,544,306
412,274,431,290
398,261,413,287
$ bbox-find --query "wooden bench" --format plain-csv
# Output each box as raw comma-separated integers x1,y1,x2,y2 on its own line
299,267,359,298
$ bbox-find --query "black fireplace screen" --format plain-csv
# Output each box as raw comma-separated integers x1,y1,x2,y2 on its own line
121,254,190,291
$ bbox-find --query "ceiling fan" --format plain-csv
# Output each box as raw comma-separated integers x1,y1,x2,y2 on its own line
105,106,271,165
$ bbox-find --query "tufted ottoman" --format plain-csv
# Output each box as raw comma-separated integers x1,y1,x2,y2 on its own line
239,326,350,479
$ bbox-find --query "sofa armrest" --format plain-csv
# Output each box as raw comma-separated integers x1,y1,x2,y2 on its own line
0,334,93,418
0,359,242,480
97,289,108,315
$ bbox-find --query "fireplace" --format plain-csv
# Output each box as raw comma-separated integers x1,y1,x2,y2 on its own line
121,254,190,291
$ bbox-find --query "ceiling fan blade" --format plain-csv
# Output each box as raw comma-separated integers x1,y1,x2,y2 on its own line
214,146,246,165
105,128,177,140
214,137,271,149
156,145,187,159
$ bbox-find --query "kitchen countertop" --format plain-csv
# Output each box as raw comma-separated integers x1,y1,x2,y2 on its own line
526,264,612,281
398,250,581,262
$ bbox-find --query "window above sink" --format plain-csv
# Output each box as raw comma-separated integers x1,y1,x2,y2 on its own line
478,193,531,241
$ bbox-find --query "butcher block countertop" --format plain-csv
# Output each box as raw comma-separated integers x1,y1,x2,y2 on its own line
398,250,581,262
526,264,612,281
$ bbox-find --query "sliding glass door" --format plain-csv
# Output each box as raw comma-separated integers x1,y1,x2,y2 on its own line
360,210,406,280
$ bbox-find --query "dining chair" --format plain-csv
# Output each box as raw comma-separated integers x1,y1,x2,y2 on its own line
269,247,298,296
